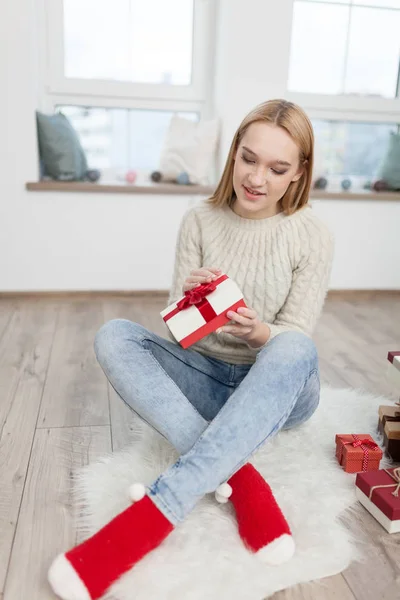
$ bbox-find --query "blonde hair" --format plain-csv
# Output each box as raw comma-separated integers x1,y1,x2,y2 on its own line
208,99,314,215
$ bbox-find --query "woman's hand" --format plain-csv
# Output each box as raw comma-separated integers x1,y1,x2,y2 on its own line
182,267,222,293
217,306,270,348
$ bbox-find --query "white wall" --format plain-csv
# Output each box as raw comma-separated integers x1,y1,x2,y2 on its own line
312,199,400,289
0,0,399,291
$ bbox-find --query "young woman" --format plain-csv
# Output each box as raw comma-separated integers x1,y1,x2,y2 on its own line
48,99,334,600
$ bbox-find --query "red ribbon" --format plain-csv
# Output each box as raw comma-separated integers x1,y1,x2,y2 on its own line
177,280,218,310
340,434,380,471
164,275,228,325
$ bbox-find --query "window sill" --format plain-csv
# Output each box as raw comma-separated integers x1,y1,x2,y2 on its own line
25,181,214,195
25,181,400,201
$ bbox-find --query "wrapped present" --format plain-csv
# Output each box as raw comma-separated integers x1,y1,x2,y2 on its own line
161,274,246,349
386,351,400,389
378,404,400,434
335,434,382,473
388,351,400,370
355,467,400,533
381,418,400,461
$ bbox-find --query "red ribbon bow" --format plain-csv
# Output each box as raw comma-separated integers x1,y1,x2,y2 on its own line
351,438,379,450
177,281,217,311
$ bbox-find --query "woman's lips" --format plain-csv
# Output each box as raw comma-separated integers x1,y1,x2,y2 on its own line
243,185,265,201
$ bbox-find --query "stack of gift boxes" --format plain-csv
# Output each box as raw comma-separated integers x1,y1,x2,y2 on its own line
334,351,400,534
161,275,400,534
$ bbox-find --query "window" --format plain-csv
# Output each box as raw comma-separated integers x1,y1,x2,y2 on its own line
288,1,400,98
287,1,400,185
313,119,398,179
63,0,194,85
39,0,214,178
45,0,213,101
57,106,198,171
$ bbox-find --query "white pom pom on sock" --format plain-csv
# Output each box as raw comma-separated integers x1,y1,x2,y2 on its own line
129,483,146,502
215,482,232,503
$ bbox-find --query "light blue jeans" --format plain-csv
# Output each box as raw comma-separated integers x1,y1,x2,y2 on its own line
94,320,320,526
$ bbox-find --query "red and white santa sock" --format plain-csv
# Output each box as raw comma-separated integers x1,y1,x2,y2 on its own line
48,465,293,599
215,463,295,565
48,485,173,600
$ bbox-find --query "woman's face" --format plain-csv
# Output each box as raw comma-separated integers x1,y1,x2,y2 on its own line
232,122,305,219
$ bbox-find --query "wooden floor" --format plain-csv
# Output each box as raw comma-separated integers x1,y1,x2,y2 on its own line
0,292,400,600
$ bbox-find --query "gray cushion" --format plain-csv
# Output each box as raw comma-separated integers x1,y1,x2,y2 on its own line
36,111,88,180
377,132,400,190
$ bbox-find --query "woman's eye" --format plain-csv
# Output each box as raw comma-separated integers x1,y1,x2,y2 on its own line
241,155,255,164
272,169,286,175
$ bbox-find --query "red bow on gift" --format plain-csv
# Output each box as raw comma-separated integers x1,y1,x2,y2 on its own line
177,281,217,311
350,438,379,450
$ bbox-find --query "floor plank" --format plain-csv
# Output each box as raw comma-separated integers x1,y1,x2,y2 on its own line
3,426,111,600
102,296,168,451
0,300,15,342
0,301,58,595
340,504,400,600
272,574,356,599
38,300,109,428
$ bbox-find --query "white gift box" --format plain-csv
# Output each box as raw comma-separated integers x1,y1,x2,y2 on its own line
161,274,246,349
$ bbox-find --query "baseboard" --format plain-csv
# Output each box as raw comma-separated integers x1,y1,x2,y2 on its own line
0,290,169,298
0,289,399,299
327,289,400,299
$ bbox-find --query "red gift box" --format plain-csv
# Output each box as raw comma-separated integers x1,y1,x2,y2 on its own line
335,434,382,473
355,467,400,533
161,274,246,349
388,351,400,370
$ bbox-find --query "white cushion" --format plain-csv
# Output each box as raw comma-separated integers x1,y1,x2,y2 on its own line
159,115,219,185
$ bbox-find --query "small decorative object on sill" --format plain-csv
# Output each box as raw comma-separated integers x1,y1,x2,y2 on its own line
125,170,137,184
335,433,382,473
85,169,101,182
355,467,400,533
341,178,352,191
313,176,328,190
372,179,390,192
150,170,193,185
150,171,162,183
176,171,190,185
161,274,246,349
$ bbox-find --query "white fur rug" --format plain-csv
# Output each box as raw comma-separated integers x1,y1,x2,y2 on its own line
74,386,394,600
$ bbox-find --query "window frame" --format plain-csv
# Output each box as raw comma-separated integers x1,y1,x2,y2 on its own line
41,0,215,112
286,0,400,125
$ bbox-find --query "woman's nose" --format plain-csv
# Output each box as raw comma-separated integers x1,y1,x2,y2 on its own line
248,169,266,187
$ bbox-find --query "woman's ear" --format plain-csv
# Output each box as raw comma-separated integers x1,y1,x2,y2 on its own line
291,159,307,183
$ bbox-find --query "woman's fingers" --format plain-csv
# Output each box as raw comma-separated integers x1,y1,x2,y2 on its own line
185,275,213,284
190,267,222,279
226,309,256,326
183,267,222,292
219,325,252,336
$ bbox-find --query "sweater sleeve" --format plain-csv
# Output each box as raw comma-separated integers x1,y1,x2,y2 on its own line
168,208,203,305
266,220,334,341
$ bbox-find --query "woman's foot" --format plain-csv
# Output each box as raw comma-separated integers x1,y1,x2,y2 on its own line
48,487,173,600
216,463,295,565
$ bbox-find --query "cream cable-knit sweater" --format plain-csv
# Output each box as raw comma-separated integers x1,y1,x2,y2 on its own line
167,201,334,365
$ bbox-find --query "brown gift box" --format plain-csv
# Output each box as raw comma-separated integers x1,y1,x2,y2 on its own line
377,405,400,462
335,434,383,473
